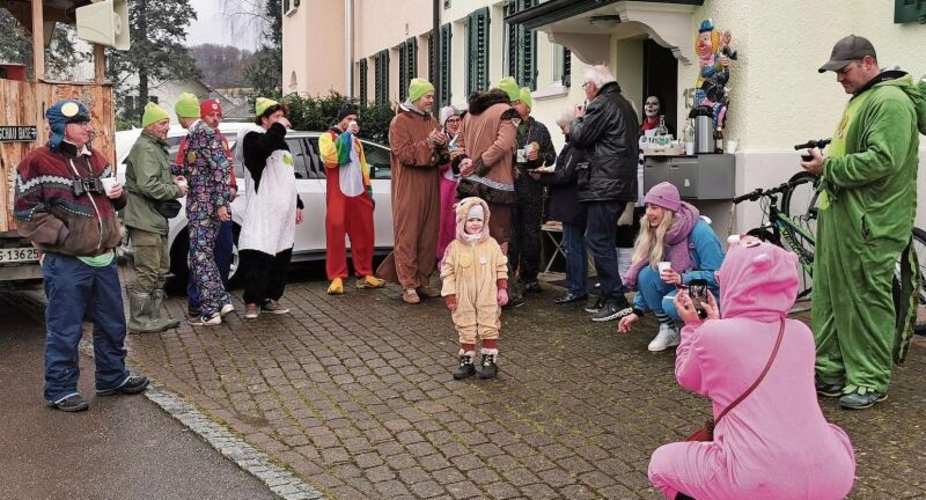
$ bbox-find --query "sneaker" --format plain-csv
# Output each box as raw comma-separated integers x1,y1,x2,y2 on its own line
648,324,681,352
839,389,888,410
262,300,290,315
188,311,221,326
584,297,604,314
244,303,260,319
50,394,89,412
357,275,386,289
590,302,633,322
403,288,421,304
815,376,845,398
220,303,235,317
502,296,526,309
521,280,541,294
96,375,150,396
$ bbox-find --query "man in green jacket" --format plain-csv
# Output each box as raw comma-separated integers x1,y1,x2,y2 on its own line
124,102,188,333
802,35,926,410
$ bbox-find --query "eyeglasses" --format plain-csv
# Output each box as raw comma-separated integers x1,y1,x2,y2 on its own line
446,117,461,123
581,82,590,89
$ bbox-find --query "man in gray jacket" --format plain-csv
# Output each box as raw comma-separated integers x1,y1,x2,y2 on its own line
570,65,639,322
124,102,188,333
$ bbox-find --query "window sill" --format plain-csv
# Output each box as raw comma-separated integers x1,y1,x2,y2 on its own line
531,84,571,101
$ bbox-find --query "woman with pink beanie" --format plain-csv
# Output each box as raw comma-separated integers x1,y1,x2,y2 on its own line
648,236,856,500
618,182,724,352
437,105,464,262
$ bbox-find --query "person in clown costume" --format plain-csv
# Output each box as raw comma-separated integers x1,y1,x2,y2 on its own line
319,103,386,294
801,35,926,410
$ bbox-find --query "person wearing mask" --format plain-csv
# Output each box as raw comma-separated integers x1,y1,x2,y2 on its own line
173,93,235,326
617,182,724,352
319,103,386,294
14,99,149,412
236,98,304,319
648,236,856,500
532,109,588,304
436,105,464,262
179,98,239,318
570,65,639,322
124,102,188,333
377,79,446,304
509,87,556,294
801,35,926,409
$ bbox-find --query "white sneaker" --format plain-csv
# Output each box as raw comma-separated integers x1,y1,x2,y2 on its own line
648,324,681,352
220,303,235,317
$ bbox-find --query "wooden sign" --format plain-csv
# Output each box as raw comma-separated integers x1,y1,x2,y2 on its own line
0,126,38,142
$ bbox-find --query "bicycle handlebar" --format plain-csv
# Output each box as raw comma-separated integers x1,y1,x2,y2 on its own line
794,138,831,151
733,177,811,205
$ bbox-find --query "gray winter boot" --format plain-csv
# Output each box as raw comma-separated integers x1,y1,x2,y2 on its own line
477,348,499,379
150,287,180,330
452,350,477,380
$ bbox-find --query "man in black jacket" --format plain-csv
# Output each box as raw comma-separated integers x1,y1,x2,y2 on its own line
569,65,639,322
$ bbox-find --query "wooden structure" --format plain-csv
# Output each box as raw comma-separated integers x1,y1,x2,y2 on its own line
0,0,115,233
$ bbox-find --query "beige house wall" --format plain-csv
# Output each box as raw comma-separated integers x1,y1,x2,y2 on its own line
281,0,345,97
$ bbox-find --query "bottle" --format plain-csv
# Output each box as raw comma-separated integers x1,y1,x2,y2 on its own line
714,126,724,154
655,115,669,146
683,119,695,155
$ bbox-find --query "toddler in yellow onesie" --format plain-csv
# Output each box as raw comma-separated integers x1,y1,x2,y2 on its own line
441,197,509,380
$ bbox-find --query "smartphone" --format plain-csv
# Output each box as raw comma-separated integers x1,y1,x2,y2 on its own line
687,279,709,319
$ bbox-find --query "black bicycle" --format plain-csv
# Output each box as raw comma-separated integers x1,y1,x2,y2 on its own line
733,140,926,334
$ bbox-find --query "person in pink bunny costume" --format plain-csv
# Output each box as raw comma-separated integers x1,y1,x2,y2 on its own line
648,235,856,500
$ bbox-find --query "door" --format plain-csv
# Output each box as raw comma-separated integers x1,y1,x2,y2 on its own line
643,39,679,135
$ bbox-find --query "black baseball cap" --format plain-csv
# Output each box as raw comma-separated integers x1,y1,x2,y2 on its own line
818,35,877,73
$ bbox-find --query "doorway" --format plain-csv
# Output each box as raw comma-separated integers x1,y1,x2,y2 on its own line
642,39,678,135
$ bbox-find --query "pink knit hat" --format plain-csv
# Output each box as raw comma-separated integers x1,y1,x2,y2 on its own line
644,182,682,212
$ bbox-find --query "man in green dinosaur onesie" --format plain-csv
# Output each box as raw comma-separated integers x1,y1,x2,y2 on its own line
801,35,926,410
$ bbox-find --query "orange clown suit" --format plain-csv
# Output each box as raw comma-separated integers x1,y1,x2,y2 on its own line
319,128,377,281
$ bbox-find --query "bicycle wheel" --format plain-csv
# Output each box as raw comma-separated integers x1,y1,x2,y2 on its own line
779,172,819,299
907,227,926,336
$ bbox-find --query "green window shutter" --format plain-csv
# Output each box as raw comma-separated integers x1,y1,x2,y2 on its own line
521,29,537,91
506,0,537,91
375,50,390,106
359,58,368,107
562,47,572,87
407,37,418,84
428,32,435,84
466,7,490,96
895,0,926,23
440,23,452,106
398,43,408,101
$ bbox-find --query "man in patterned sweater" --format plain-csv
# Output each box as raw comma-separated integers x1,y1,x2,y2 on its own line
14,99,149,412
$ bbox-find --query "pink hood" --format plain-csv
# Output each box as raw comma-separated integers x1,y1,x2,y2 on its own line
719,236,800,321
455,197,492,243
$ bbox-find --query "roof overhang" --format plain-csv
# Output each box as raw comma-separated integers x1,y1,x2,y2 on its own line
506,0,703,66
0,0,92,27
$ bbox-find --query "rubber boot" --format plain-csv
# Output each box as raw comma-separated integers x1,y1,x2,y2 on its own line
477,348,499,379
452,351,477,380
128,293,170,334
150,287,181,330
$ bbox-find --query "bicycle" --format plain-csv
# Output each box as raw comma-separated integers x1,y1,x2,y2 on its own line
732,140,926,335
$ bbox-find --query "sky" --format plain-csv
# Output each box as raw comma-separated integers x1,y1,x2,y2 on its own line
186,0,259,49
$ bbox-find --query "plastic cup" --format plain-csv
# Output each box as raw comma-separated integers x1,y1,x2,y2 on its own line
657,261,672,273
101,177,119,196
725,140,738,154
685,142,695,155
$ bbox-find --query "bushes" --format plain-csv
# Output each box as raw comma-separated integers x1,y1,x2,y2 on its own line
282,91,395,146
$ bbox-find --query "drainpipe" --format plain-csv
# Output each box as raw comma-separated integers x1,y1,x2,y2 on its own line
345,0,354,97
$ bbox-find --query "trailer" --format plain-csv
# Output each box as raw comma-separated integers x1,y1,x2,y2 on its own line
0,0,120,282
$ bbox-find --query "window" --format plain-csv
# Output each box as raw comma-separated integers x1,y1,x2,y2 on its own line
374,50,390,106
398,37,418,102
551,44,571,87
359,58,368,107
283,0,298,16
303,138,326,179
895,0,926,23
440,23,452,106
505,0,537,91
466,7,490,96
286,138,310,179
362,141,392,180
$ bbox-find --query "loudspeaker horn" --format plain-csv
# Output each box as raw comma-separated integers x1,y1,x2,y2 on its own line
75,0,131,50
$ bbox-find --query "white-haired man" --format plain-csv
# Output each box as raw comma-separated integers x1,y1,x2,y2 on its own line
570,65,639,322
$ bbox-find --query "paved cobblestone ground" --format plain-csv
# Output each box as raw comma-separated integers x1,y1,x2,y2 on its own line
122,276,926,500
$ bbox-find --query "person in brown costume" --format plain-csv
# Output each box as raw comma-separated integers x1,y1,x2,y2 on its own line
377,78,448,304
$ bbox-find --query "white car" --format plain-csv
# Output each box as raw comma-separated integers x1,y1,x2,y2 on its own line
115,124,395,291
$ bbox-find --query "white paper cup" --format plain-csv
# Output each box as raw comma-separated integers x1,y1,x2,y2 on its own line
516,149,527,163
657,261,672,273
685,142,695,155
101,177,118,196
725,140,738,154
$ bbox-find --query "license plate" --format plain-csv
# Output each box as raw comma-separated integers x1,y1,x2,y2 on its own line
0,247,39,263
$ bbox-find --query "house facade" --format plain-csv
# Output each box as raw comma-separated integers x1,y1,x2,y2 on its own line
283,0,926,232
